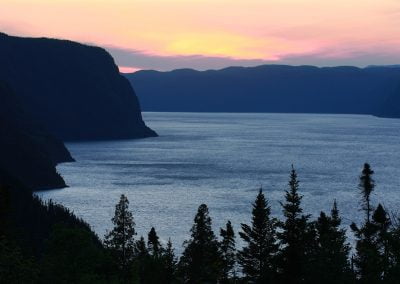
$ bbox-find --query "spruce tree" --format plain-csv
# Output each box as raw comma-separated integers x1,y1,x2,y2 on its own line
277,166,312,284
133,236,150,282
351,164,382,283
104,194,136,275
386,217,400,282
312,201,352,283
359,163,375,224
219,220,236,282
134,236,149,258
238,188,278,283
179,204,222,283
148,227,162,257
163,238,178,284
371,204,391,281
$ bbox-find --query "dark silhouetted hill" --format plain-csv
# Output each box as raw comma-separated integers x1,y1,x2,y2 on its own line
0,82,71,190
126,65,400,116
378,84,400,118
0,33,156,141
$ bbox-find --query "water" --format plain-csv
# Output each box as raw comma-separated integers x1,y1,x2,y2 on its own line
37,112,400,251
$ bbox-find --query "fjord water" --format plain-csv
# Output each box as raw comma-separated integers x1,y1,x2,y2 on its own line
37,112,400,249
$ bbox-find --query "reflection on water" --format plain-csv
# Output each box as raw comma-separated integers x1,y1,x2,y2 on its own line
37,112,400,251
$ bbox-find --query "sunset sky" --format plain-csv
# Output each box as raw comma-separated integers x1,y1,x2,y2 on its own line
1,0,400,71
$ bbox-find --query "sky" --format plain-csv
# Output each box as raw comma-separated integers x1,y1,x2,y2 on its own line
1,0,400,72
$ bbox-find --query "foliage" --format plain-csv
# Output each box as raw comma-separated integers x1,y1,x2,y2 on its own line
104,194,136,276
2,164,400,283
276,166,313,283
238,189,278,283
178,204,222,283
309,201,353,283
220,220,236,282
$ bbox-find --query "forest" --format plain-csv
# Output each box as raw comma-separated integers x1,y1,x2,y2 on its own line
1,163,400,283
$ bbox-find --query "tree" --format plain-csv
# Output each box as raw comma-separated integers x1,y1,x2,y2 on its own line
311,200,352,283
0,236,38,283
359,163,375,224
104,194,136,276
132,236,150,282
41,225,108,283
134,236,149,258
372,204,391,281
163,238,178,284
386,216,400,282
148,227,162,257
219,220,236,282
238,189,278,283
351,164,382,283
179,204,222,283
277,166,312,284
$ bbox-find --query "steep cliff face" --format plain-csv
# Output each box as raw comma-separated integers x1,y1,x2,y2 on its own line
126,65,400,116
0,33,156,141
0,82,70,190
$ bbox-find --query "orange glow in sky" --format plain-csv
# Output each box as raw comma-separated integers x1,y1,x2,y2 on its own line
1,0,399,70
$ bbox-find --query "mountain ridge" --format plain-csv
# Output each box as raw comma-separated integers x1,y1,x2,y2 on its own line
126,64,400,117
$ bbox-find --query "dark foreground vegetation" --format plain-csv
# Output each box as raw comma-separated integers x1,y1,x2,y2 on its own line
1,163,400,283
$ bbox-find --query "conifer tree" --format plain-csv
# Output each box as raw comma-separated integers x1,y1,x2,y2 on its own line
104,194,136,275
133,236,150,282
179,204,222,283
219,220,236,282
238,189,278,283
351,164,382,283
312,200,352,283
359,163,375,224
148,227,162,257
277,166,312,284
372,204,391,281
386,217,400,282
134,236,149,258
163,238,178,284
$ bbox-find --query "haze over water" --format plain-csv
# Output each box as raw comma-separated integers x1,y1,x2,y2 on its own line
37,112,400,251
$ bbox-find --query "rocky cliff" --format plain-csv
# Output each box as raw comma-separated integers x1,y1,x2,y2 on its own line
0,33,156,141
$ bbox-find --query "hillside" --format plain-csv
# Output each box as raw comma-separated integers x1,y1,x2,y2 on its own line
0,82,71,189
126,65,400,116
0,33,156,141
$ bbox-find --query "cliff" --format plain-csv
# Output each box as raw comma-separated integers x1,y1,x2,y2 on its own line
0,33,156,141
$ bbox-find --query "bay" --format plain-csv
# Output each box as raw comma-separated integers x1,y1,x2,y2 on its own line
37,112,400,251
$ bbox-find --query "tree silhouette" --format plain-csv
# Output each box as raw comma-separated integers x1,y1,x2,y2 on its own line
386,216,400,282
163,238,177,284
219,220,236,282
277,166,312,283
351,164,382,283
179,204,222,283
238,188,278,283
311,200,352,283
104,194,136,276
372,204,391,281
359,163,375,224
148,227,162,257
132,236,150,282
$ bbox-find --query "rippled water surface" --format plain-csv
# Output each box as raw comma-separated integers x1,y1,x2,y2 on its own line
37,112,400,250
